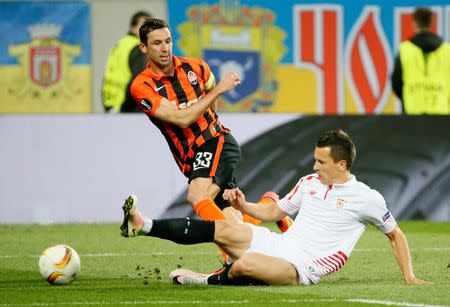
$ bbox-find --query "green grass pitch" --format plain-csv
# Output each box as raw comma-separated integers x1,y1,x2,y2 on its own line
0,221,449,306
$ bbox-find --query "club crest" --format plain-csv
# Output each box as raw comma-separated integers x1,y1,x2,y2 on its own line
187,71,198,85
177,0,286,111
336,198,347,209
8,23,81,98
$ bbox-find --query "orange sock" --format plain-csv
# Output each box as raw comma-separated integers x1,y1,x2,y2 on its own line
194,199,226,221
194,199,228,262
242,213,261,225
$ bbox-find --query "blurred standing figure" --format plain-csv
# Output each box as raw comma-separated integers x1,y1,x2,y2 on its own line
391,7,450,115
102,11,151,113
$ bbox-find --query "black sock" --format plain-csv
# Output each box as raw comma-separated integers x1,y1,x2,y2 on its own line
207,263,233,285
148,218,214,244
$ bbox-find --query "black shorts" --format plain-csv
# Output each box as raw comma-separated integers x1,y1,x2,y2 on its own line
189,133,241,209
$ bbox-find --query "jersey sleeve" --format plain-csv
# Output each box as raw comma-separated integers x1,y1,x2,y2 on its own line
277,176,307,215
359,190,397,234
130,78,163,116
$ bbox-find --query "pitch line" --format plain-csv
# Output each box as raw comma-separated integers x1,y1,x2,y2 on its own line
0,298,447,306
0,247,449,259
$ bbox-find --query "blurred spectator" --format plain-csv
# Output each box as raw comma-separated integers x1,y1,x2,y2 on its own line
102,11,151,113
391,7,450,115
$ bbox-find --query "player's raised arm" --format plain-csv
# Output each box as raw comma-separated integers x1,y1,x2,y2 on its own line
152,71,240,128
385,226,432,285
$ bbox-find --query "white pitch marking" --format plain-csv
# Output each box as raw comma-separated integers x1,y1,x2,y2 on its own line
0,247,449,259
0,298,447,307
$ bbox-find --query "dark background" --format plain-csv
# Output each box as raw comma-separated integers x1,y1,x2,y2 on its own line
164,116,450,221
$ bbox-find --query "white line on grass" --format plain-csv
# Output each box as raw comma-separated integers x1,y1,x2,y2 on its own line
0,298,447,306
348,299,448,307
1,247,448,259
0,251,214,259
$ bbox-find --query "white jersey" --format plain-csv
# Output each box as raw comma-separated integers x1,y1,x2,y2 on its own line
277,173,397,284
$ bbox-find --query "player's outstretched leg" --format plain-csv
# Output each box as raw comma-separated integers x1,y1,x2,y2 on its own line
120,195,145,237
120,196,216,244
170,263,266,286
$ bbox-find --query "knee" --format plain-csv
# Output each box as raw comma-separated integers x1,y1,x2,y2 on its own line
229,255,255,278
213,220,244,245
214,220,234,240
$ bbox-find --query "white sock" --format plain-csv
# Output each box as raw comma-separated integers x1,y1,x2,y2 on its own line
140,218,153,235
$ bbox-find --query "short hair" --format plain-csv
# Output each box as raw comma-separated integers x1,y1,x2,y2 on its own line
316,129,356,170
130,11,151,28
413,7,433,30
139,18,170,44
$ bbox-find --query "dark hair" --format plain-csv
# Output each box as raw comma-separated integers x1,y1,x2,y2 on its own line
413,7,432,30
130,11,151,27
139,18,170,44
316,129,356,170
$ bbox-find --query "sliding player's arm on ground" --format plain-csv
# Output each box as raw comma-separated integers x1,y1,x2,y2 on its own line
223,188,287,222
385,226,431,285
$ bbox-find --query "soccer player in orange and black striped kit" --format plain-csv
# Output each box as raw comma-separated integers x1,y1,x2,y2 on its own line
126,19,292,260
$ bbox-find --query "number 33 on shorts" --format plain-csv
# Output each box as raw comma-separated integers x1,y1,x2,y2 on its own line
193,152,213,170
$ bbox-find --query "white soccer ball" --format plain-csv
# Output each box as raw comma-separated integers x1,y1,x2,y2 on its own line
39,244,81,285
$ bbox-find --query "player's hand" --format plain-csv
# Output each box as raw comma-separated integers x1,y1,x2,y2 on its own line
215,72,241,94
405,276,433,285
223,188,246,212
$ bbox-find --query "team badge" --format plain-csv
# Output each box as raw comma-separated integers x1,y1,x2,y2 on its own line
336,198,347,209
187,71,198,85
177,0,286,111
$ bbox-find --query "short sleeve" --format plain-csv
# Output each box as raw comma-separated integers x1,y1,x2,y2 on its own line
130,78,163,116
277,177,307,215
359,190,397,234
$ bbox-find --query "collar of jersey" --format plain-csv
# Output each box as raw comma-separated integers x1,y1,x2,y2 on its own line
145,56,182,80
331,175,356,188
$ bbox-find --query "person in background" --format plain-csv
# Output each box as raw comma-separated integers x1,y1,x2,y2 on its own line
391,6,450,115
102,11,151,113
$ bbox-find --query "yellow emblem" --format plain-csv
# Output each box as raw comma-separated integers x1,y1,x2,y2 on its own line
8,23,81,99
177,0,287,112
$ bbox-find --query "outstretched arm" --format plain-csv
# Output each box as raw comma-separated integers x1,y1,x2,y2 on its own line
223,188,287,222
385,226,431,285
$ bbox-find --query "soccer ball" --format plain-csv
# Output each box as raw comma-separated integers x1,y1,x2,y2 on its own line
39,244,81,285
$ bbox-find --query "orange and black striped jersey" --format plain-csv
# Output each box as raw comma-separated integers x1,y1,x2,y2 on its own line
130,56,231,177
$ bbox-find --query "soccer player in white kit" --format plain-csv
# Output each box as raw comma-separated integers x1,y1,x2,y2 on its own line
121,129,430,286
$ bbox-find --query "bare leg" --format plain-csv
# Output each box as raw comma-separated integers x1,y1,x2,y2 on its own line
188,177,243,223
206,221,299,285
213,220,253,259
230,253,299,285
187,177,221,205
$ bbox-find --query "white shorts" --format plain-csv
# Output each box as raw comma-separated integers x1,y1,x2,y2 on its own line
245,223,314,285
